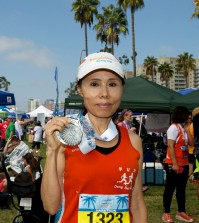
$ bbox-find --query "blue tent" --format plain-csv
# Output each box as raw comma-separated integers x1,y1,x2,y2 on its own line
0,90,16,105
177,87,196,95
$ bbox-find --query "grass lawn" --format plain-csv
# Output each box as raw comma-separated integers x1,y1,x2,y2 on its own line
1,141,199,223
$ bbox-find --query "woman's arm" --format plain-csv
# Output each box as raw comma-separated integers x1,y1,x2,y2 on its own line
41,117,70,215
167,139,179,172
3,139,14,154
25,166,35,181
129,132,148,223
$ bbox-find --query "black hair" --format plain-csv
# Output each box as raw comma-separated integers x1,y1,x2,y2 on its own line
23,153,39,172
36,121,41,126
15,172,32,183
193,113,199,140
172,106,190,124
11,135,20,142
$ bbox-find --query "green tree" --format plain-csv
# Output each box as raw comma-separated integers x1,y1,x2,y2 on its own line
0,76,11,91
175,52,196,88
119,54,129,71
143,56,158,81
158,62,174,88
94,4,128,55
118,0,145,77
64,79,78,97
191,0,199,19
71,0,99,56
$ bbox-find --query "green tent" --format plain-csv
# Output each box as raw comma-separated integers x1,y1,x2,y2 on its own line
65,77,182,113
120,77,182,113
172,88,199,111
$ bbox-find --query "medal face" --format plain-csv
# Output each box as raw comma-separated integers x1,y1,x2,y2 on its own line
55,118,83,146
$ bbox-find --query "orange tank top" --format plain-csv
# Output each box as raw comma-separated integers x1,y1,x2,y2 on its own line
165,123,189,166
58,126,140,223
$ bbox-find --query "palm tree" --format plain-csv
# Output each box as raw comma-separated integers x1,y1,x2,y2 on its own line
0,76,11,91
191,0,199,19
94,4,128,55
64,79,78,97
143,56,158,81
118,0,145,77
71,0,99,56
119,54,129,71
175,52,196,88
158,62,174,88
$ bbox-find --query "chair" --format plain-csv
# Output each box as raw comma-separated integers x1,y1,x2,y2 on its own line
1,154,50,223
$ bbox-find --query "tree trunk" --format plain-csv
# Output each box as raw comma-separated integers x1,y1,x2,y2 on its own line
186,74,189,88
131,9,136,77
84,23,88,56
111,32,114,55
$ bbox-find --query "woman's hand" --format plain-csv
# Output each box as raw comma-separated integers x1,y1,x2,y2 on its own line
172,164,179,173
44,117,71,151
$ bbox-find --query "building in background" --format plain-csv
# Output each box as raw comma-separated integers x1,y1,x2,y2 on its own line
27,99,40,112
44,99,54,111
135,57,199,91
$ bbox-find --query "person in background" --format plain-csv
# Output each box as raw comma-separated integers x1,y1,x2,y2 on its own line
5,116,15,143
188,107,199,178
0,172,7,192
143,147,158,163
32,121,43,157
3,135,32,173
22,152,40,181
0,117,9,149
41,52,148,223
162,106,194,223
15,115,34,140
117,109,148,192
117,109,136,131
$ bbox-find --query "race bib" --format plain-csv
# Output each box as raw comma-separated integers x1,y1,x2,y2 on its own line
78,194,130,223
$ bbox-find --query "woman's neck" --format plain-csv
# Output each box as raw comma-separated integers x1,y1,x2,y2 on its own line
87,113,112,135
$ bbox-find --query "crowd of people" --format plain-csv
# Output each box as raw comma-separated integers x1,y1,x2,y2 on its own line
0,115,50,193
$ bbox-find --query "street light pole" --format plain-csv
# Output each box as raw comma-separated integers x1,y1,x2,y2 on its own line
80,49,86,64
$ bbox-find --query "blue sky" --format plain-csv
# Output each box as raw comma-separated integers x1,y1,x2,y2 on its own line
0,0,198,112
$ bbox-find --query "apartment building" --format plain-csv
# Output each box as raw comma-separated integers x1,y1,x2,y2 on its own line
136,56,199,91
27,99,40,112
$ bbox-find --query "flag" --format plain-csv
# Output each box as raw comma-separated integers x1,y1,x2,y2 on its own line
54,67,59,116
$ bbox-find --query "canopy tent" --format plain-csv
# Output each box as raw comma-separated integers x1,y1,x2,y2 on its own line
0,90,16,106
64,77,182,114
27,105,53,117
177,87,196,95
0,106,16,118
120,77,182,113
172,88,199,111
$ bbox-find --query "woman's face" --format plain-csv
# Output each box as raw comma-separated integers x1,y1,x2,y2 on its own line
124,111,133,122
77,70,124,118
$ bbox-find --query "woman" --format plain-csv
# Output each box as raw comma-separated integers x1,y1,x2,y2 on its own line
32,121,43,157
162,106,194,223
41,52,148,223
117,109,135,131
22,153,39,181
188,107,199,179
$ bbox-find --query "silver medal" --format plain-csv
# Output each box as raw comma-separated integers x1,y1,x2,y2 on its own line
55,118,83,146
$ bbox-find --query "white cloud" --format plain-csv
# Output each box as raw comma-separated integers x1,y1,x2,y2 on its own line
0,36,34,52
0,35,55,67
159,45,174,54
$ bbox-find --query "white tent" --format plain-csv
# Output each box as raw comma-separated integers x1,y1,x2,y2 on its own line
27,105,53,117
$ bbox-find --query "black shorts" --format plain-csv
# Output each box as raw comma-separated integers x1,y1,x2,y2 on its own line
188,154,195,164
